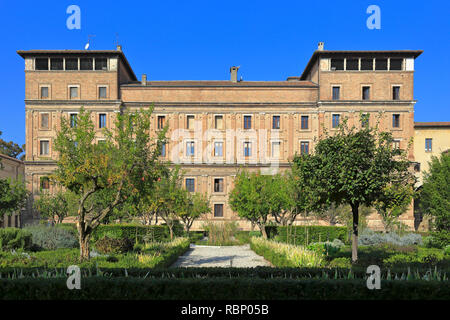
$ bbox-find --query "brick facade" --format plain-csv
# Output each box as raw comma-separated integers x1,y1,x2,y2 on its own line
17,44,423,230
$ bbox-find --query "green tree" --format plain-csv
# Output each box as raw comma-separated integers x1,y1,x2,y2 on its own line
180,192,211,236
267,173,298,226
374,184,414,233
33,189,78,224
53,107,166,260
229,170,276,238
419,152,450,247
292,116,414,262
0,178,28,225
0,130,24,159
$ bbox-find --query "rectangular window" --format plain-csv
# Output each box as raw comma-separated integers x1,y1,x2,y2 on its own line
361,114,369,128
40,86,49,99
214,178,224,192
35,58,48,70
40,177,50,190
425,138,432,152
95,58,108,70
69,86,78,99
187,115,195,129
272,141,281,157
332,86,340,100
40,113,49,129
332,114,340,128
393,86,400,100
301,116,309,130
392,114,400,128
244,116,252,129
186,178,195,192
375,58,388,70
215,115,224,130
161,142,166,157
361,58,373,70
330,58,344,70
214,204,224,217
80,58,93,70
346,59,359,70
65,58,78,70
393,140,400,150
390,59,403,70
98,86,107,99
244,141,252,157
40,140,49,156
70,114,77,128
362,86,370,100
300,141,309,155
157,116,166,129
214,142,223,157
272,116,280,129
50,58,63,70
99,114,106,128
186,141,195,156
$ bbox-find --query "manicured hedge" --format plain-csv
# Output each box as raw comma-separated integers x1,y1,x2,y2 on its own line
0,228,32,251
0,277,448,300
275,226,348,245
0,266,447,280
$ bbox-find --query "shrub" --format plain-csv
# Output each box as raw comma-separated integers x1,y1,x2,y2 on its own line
358,229,422,246
328,257,352,269
250,237,324,267
275,226,348,245
0,228,32,251
91,224,171,244
24,225,78,251
202,221,239,246
307,239,344,256
94,236,133,254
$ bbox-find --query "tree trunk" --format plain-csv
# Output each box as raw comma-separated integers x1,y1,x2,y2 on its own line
169,225,174,240
79,231,91,261
259,223,268,239
351,203,359,263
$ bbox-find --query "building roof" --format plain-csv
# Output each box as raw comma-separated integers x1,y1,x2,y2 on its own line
122,80,318,88
16,49,137,81
414,122,450,128
300,50,423,80
0,153,24,164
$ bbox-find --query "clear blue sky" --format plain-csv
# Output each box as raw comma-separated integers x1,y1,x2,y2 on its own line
0,0,449,147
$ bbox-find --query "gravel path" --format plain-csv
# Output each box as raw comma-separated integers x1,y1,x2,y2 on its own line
171,243,272,268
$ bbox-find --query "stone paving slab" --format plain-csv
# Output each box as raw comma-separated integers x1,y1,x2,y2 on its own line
171,243,272,268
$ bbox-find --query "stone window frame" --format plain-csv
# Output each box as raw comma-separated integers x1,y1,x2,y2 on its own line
68,84,80,100
38,138,51,157
361,84,372,101
39,84,51,99
391,113,402,130
68,112,79,128
243,114,252,130
272,115,281,130
97,85,109,100
425,138,433,153
331,84,341,100
39,112,51,131
213,203,225,218
299,140,311,155
331,113,342,130
97,112,108,129
156,114,167,130
270,139,282,159
299,114,310,131
213,140,224,157
391,84,402,101
214,114,225,130
213,177,226,194
185,177,196,193
186,114,195,130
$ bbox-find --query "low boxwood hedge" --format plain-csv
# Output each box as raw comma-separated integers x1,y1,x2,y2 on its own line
275,225,348,245
0,277,448,300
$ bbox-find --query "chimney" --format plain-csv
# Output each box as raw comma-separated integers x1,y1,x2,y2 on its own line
317,42,324,51
141,74,147,86
116,45,122,51
230,66,240,82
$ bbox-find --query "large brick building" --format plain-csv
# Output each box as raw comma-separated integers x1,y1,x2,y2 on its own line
17,43,423,230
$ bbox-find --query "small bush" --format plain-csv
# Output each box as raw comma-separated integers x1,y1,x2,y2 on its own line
328,257,352,269
202,221,239,246
94,236,133,254
250,237,324,267
275,225,348,245
307,239,344,256
358,229,422,246
24,225,78,251
0,228,32,251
